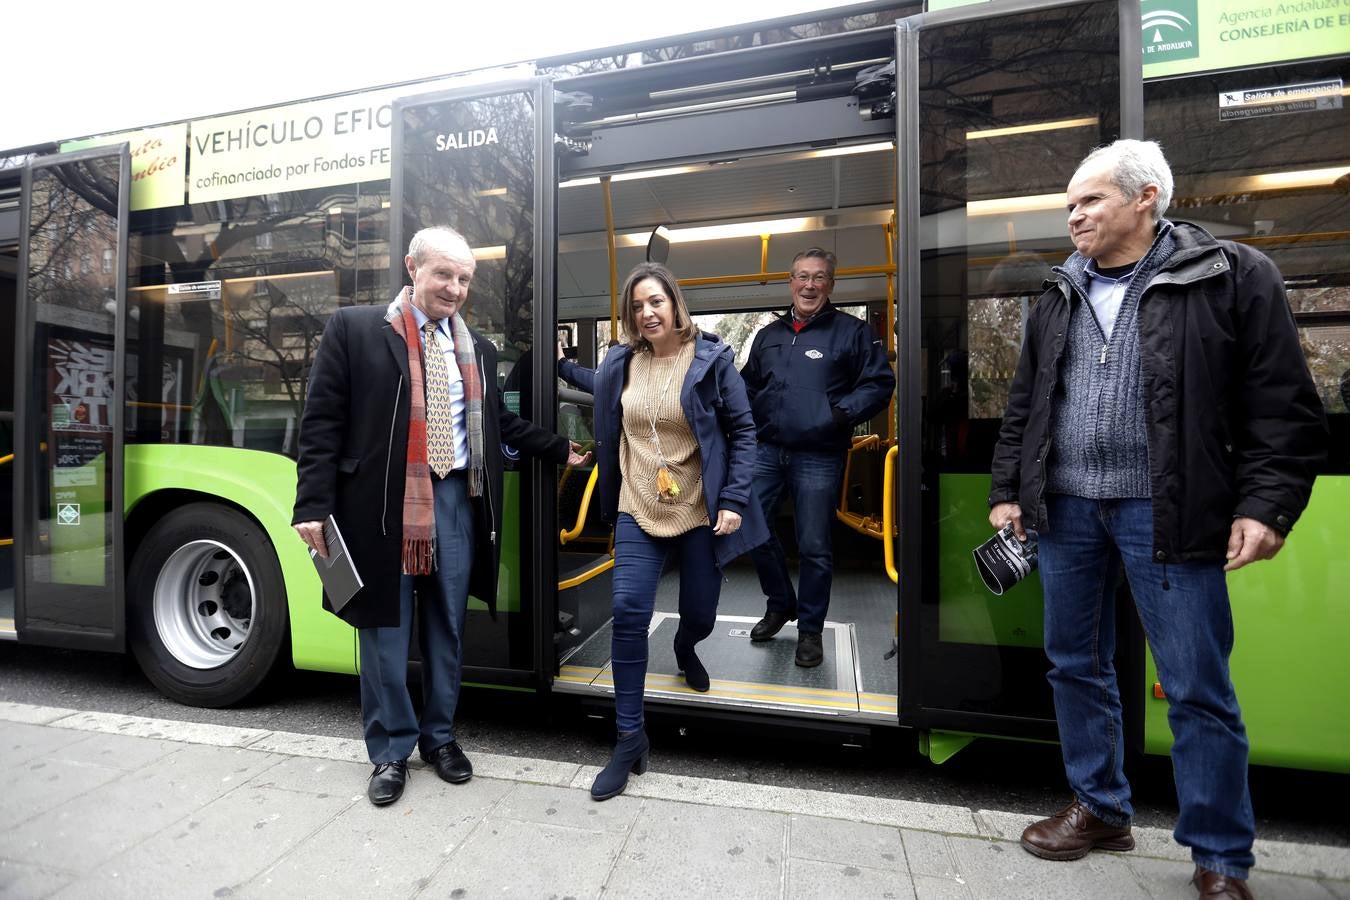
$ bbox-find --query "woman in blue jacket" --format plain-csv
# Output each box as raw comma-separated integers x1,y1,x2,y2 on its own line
558,262,767,800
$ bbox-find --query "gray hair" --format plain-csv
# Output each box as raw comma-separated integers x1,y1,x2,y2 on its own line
1078,139,1174,222
407,226,471,264
791,247,837,279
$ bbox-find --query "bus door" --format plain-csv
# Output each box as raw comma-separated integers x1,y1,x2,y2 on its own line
14,144,131,649
548,27,902,727
1,169,20,636
390,78,563,688
895,0,1133,758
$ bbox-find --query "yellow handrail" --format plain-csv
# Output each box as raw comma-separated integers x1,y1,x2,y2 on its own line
0,453,12,467
835,434,892,540
559,465,601,545
882,444,899,584
558,555,614,590
602,175,618,344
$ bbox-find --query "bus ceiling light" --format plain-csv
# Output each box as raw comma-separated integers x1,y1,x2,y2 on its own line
472,245,507,260
476,187,509,197
967,193,1066,216
805,141,894,160
1235,166,1350,192
561,165,700,188
966,116,1099,141
620,217,815,245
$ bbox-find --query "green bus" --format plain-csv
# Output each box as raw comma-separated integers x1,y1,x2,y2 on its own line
2,0,1346,773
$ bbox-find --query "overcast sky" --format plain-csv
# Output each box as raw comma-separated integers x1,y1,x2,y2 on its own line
3,0,843,151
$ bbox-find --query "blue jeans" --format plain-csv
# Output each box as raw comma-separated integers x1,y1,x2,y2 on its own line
358,473,474,763
611,513,722,732
1039,494,1254,878
748,443,845,634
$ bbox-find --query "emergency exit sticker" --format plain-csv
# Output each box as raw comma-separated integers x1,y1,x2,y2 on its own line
1218,78,1343,120
57,503,81,526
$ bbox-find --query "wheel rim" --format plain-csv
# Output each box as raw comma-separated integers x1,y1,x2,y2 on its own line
153,539,257,669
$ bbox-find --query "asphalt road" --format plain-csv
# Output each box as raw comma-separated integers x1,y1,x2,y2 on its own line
2,642,1346,849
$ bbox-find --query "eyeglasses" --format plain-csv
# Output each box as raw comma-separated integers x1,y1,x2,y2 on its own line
791,272,832,285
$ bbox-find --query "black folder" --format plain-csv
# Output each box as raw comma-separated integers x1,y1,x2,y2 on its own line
310,515,364,613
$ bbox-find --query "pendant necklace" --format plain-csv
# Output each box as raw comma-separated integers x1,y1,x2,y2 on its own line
645,343,685,503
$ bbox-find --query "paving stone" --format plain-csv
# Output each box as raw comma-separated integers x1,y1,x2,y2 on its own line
940,834,1152,900
0,721,95,769
244,731,367,764
49,785,350,900
241,755,370,798
242,775,512,898
0,702,79,726
912,872,977,899
7,744,287,873
421,816,627,898
1127,855,1338,900
788,814,905,871
1253,837,1350,880
0,858,78,898
900,830,967,880
490,780,642,833
0,756,124,832
604,797,785,899
787,857,915,899
47,730,179,771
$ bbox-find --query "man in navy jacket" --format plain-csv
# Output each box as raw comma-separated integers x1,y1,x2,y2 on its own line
740,248,894,667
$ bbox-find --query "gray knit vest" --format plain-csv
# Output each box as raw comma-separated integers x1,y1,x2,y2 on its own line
1045,225,1177,499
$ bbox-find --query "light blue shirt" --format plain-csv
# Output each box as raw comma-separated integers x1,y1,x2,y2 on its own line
1083,261,1139,341
410,303,468,470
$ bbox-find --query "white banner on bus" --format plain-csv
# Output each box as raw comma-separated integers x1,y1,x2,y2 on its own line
187,67,527,205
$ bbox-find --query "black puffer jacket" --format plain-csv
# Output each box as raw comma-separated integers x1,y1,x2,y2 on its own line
989,221,1326,562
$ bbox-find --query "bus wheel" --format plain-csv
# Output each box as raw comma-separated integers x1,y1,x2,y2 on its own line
128,503,288,707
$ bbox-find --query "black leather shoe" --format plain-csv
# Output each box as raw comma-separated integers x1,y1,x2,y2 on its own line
795,631,824,667
368,760,407,806
673,626,710,693
420,741,473,784
750,608,797,642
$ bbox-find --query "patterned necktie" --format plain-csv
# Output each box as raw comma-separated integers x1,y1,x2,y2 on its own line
422,320,455,477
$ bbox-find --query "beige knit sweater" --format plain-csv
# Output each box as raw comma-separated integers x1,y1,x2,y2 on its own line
617,342,709,536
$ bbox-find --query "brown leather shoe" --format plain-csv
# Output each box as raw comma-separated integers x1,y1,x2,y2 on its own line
1019,799,1135,861
1192,866,1254,899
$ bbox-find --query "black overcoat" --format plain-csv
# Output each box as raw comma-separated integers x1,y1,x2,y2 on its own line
293,302,568,628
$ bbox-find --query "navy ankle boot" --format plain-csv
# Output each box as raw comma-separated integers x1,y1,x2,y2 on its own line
591,729,649,800
673,627,710,693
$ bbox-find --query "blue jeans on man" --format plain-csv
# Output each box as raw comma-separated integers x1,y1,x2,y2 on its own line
749,443,846,635
358,472,474,764
1039,493,1255,879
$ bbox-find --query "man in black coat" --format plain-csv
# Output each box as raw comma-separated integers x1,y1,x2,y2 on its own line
989,140,1325,899
293,226,588,806
740,248,895,667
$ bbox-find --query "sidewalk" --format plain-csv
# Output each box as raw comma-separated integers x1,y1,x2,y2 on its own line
1,701,1346,899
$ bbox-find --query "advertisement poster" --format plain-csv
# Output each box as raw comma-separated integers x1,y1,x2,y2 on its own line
47,336,114,585
60,123,188,212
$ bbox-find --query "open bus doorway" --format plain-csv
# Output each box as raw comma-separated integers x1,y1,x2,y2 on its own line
553,139,900,724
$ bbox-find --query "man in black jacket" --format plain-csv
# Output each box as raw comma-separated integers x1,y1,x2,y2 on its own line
293,226,588,807
989,140,1325,899
741,248,894,667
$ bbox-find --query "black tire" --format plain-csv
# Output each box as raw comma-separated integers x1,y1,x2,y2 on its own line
128,502,288,707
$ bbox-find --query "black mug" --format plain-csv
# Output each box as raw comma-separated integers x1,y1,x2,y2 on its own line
973,522,1038,595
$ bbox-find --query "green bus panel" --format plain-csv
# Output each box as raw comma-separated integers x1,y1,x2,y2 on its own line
123,444,354,675
938,474,1044,648
123,446,529,672
1144,475,1350,773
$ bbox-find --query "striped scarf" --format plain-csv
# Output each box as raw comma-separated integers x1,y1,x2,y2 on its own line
386,289,485,574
